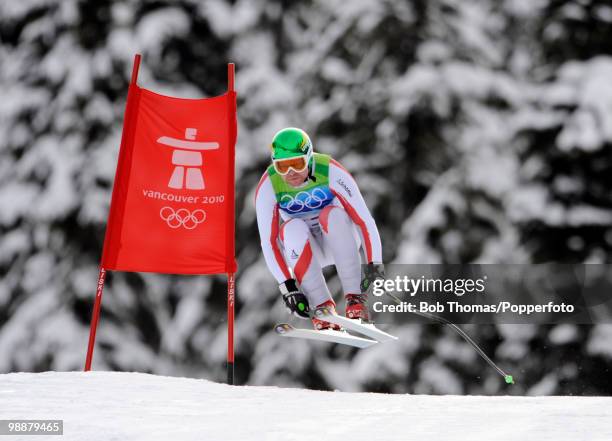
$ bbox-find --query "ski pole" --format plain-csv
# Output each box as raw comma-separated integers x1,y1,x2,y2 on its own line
384,292,514,384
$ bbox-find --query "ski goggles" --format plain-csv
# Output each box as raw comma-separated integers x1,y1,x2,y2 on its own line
273,155,309,175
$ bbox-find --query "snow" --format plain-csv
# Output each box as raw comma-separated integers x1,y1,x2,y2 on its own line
527,373,559,396
549,324,579,345
136,8,191,54
587,325,612,358
1,371,611,441
199,0,261,38
553,57,612,152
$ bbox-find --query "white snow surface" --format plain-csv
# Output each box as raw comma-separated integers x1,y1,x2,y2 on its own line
1,371,611,441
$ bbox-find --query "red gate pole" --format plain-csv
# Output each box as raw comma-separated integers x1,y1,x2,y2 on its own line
226,62,236,385
227,273,235,384
84,267,107,371
84,54,142,371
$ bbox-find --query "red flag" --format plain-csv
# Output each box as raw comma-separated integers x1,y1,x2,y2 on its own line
101,74,237,275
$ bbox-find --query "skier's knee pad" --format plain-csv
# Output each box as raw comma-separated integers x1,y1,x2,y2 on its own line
320,205,350,234
279,218,310,245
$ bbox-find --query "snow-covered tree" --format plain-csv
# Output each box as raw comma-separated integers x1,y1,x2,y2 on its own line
1,0,611,395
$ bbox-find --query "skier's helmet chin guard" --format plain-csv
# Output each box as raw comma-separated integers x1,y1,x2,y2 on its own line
270,128,314,175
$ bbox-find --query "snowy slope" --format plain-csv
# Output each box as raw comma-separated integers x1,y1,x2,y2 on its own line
0,371,610,441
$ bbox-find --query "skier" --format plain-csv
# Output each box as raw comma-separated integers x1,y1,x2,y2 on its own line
255,127,385,330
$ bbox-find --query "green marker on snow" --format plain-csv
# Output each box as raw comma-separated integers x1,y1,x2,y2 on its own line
505,375,514,384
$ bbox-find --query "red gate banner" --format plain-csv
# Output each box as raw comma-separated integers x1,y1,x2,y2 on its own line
85,56,238,381
101,66,237,275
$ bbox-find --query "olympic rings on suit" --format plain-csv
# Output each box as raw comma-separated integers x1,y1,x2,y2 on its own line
160,206,206,229
280,188,329,213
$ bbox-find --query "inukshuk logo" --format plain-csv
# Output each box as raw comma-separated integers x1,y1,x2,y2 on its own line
157,128,219,190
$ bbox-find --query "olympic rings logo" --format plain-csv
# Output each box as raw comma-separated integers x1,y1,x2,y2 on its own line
280,187,330,213
160,206,206,229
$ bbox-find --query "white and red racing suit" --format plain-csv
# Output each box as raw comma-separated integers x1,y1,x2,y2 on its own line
255,153,382,307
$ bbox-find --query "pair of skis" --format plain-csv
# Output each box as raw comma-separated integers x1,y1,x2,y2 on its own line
275,305,397,348
275,297,514,385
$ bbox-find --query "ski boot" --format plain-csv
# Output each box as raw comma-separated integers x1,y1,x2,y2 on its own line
312,300,341,331
345,293,369,322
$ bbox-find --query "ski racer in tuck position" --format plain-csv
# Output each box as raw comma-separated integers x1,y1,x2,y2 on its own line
255,127,385,330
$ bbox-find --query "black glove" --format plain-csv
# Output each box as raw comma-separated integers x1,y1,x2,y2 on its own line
360,262,385,293
279,279,310,319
